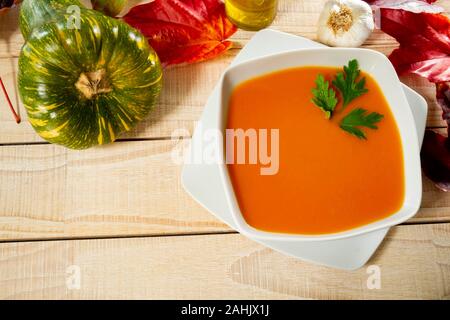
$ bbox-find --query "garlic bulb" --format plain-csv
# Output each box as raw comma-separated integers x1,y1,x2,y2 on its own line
317,0,374,47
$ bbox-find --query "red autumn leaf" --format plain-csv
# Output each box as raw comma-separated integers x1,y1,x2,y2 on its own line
124,0,238,66
368,4,450,191
377,8,450,83
421,82,450,191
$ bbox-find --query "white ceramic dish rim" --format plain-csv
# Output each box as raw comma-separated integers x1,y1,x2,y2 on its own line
216,47,423,242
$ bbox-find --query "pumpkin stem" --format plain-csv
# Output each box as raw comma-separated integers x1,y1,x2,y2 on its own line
0,76,21,124
75,69,112,99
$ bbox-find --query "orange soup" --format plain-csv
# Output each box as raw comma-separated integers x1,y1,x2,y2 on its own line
226,66,405,235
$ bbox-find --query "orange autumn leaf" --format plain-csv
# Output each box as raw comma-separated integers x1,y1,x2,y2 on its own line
124,0,238,66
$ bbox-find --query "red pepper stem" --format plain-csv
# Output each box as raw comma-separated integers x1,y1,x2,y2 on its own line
0,76,21,124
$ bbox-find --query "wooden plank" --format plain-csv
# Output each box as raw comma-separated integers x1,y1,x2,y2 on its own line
0,223,449,299
0,6,22,58
0,1,396,58
0,140,449,241
1,0,449,58
0,56,228,143
0,140,228,240
0,53,445,144
0,1,447,144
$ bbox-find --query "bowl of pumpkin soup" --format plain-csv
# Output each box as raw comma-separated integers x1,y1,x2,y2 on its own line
217,48,422,241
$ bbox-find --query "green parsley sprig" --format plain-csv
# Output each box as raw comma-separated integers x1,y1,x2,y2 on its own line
310,59,384,140
311,74,338,119
340,108,384,140
332,59,368,108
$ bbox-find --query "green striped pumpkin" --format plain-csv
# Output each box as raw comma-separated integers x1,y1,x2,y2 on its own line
19,0,83,40
18,8,163,149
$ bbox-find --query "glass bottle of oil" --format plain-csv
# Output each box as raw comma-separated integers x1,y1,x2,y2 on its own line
225,0,278,31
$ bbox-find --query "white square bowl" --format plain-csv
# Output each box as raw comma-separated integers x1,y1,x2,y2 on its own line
216,47,422,242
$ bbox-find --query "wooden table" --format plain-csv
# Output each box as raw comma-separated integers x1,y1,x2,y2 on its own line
1,1,449,300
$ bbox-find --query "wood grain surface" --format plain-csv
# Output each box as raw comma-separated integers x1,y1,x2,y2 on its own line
0,1,448,144
0,140,449,241
0,0,449,299
1,223,449,299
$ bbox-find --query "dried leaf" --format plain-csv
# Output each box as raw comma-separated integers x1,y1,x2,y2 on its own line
377,8,450,82
368,0,443,14
421,82,450,191
364,2,450,190
421,130,450,191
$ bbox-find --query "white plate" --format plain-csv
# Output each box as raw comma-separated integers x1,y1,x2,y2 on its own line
218,47,422,242
182,29,427,270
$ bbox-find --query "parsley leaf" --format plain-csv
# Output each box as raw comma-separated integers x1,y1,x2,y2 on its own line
340,108,384,139
332,59,368,108
311,74,338,119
